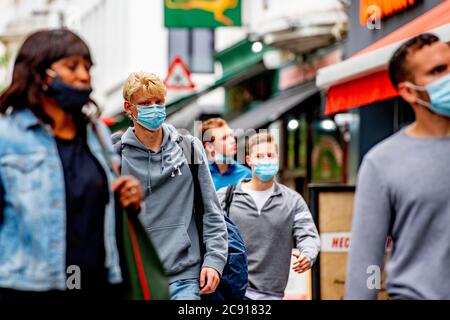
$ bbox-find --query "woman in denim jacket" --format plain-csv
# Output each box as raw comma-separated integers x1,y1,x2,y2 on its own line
0,29,143,300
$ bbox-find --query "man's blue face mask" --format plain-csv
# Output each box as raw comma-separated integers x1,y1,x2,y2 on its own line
406,73,450,117
132,105,166,131
253,162,279,182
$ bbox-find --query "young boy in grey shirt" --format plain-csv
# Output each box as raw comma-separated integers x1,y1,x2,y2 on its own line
218,132,320,300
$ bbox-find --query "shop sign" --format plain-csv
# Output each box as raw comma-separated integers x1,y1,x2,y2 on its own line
360,0,416,26
278,49,342,91
164,0,242,28
321,232,393,253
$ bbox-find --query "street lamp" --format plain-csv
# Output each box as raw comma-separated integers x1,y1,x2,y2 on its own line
252,41,263,53
287,119,299,131
320,119,337,131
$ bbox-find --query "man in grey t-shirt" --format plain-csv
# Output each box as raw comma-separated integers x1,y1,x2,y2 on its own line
346,33,450,300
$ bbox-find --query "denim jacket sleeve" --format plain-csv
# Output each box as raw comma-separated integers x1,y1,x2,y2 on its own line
0,178,4,224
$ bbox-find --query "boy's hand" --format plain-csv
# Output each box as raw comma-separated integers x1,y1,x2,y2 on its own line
199,267,220,295
292,252,311,274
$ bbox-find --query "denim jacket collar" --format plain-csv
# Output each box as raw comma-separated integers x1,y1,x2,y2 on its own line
11,108,41,130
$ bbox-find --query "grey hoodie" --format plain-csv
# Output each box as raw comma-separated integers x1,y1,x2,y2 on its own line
119,124,228,284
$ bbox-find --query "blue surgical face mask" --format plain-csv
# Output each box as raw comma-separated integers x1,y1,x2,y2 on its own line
135,105,166,131
46,72,92,115
214,152,234,164
253,162,279,182
407,73,450,117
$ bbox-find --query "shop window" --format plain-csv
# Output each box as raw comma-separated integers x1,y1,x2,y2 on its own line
168,28,215,74
287,114,308,171
311,119,344,183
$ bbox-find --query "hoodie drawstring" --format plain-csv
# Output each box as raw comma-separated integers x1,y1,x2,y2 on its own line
147,150,152,194
161,146,165,174
171,164,183,177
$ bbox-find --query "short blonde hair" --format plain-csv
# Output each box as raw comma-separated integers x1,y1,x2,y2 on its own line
247,132,279,156
123,72,167,103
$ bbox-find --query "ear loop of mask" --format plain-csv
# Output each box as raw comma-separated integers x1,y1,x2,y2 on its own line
42,30,68,92
126,102,138,122
47,69,57,78
42,69,57,92
405,82,432,108
127,102,153,131
129,113,139,123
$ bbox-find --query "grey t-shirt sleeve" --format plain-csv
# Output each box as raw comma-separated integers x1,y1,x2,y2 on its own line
193,137,228,275
345,157,392,300
293,195,321,266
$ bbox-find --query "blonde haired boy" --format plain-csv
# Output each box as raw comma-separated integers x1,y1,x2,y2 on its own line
116,72,228,300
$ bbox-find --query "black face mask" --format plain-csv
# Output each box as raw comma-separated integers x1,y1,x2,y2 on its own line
46,75,92,115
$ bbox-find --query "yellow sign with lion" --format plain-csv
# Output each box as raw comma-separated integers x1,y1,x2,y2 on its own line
164,0,242,27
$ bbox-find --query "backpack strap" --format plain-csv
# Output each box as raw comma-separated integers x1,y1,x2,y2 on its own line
176,135,206,256
176,135,195,166
111,131,124,156
224,184,236,217
113,139,123,157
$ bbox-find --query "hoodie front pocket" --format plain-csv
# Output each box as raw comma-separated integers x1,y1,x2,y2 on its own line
148,224,193,274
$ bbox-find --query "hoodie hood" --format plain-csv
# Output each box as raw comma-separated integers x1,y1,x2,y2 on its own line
121,123,187,193
121,122,181,151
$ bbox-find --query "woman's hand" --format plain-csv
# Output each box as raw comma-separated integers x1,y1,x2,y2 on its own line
112,176,143,212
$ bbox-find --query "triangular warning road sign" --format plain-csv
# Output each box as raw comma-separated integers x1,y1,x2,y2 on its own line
164,56,196,90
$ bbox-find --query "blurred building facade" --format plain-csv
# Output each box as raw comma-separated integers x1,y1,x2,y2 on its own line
317,0,450,183
0,0,349,194
0,0,346,116
163,0,348,197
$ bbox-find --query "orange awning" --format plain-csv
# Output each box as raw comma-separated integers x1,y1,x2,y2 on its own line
325,0,450,115
100,116,117,127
